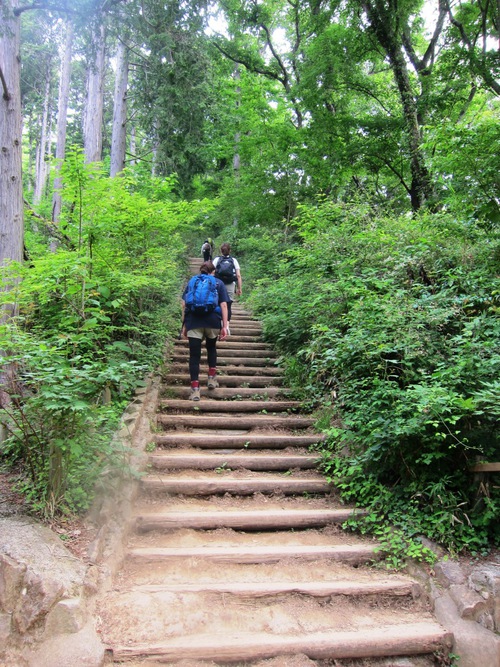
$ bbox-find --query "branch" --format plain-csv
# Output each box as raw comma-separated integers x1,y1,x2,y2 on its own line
259,22,290,92
402,0,447,73
0,65,10,101
14,2,75,16
212,41,286,85
367,154,411,195
23,199,75,249
446,0,500,95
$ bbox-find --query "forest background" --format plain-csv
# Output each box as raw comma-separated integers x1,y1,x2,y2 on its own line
0,0,498,560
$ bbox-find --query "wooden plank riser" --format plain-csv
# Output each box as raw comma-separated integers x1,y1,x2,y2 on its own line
127,544,379,563
160,387,292,399
110,624,453,662
135,509,362,532
153,434,324,448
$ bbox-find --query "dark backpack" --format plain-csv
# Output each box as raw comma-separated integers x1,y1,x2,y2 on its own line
184,275,219,315
215,256,236,284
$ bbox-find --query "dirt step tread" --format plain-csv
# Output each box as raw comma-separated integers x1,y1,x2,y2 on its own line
160,387,292,399
164,374,284,386
170,364,284,376
157,414,315,429
158,399,301,412
116,579,418,598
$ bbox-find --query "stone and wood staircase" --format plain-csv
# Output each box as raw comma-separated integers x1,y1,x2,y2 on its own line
97,258,453,665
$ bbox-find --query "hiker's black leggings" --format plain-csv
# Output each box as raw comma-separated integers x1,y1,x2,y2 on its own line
188,336,217,381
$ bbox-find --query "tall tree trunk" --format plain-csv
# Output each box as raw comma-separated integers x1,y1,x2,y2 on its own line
33,61,52,205
362,0,433,210
83,23,106,164
110,40,129,177
389,47,432,210
151,117,159,176
129,125,136,166
0,0,23,444
52,21,73,224
0,0,24,322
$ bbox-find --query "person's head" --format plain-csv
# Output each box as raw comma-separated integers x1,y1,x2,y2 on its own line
220,243,231,257
200,261,215,274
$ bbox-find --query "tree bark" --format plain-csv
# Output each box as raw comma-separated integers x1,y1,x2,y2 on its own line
129,125,136,166
33,59,52,205
110,39,129,177
0,0,24,322
83,22,106,164
52,21,73,224
362,0,433,210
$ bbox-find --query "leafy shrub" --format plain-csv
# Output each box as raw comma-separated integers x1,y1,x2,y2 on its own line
0,153,215,516
249,200,500,553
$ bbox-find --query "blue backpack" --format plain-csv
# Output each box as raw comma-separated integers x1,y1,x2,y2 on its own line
184,274,219,315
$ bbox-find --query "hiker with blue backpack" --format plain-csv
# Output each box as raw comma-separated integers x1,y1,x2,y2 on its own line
213,243,242,324
181,261,229,401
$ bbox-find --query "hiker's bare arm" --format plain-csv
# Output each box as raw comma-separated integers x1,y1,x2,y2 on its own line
236,269,242,295
219,302,229,340
181,300,187,338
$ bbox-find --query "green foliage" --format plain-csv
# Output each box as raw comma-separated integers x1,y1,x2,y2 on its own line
1,151,215,516
249,200,500,553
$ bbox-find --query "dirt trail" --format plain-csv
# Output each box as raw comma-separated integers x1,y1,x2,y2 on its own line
96,259,452,666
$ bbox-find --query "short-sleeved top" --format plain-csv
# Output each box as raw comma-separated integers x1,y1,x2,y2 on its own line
213,255,241,284
182,275,230,330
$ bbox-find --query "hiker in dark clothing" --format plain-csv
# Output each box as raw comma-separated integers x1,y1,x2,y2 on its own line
181,261,229,401
213,242,242,325
201,238,215,261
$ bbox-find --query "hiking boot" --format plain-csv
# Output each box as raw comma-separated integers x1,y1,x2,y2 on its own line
190,387,201,401
207,375,219,390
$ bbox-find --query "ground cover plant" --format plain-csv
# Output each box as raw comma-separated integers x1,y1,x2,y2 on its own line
245,200,500,556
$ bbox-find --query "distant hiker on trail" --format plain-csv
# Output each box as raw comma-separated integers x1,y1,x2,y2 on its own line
181,261,229,401
201,238,214,261
213,243,242,323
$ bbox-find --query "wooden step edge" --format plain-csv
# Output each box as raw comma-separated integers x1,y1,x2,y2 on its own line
110,623,453,661
140,476,330,496
117,579,419,598
153,434,325,448
159,388,293,398
135,508,365,531
126,543,378,564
